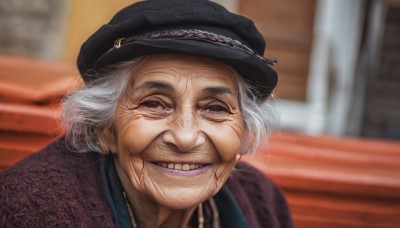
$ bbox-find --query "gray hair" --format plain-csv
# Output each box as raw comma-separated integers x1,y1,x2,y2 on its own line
62,58,277,154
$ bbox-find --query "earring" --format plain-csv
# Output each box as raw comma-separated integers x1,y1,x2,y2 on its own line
235,154,243,164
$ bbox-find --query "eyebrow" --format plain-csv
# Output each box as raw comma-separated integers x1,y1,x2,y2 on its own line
134,81,174,93
134,81,234,97
203,86,234,96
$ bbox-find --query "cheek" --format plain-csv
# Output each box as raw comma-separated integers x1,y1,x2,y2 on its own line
202,117,244,162
115,111,167,155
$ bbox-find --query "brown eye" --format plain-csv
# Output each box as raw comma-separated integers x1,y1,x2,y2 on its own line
139,97,172,116
143,100,165,109
204,104,229,113
201,101,232,121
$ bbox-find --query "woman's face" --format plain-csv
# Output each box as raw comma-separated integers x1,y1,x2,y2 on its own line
111,54,244,209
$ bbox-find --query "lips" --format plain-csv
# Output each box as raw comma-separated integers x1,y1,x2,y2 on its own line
156,162,203,171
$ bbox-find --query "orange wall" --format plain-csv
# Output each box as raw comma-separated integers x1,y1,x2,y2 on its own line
63,0,139,63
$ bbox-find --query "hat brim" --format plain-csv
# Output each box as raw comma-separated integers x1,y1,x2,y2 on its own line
94,38,277,100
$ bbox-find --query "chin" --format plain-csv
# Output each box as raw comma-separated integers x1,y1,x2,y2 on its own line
135,161,228,209
153,187,218,210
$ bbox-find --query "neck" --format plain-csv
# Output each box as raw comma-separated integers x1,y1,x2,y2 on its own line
115,160,197,228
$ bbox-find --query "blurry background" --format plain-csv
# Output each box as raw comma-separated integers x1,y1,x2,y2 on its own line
1,0,400,227
1,0,400,140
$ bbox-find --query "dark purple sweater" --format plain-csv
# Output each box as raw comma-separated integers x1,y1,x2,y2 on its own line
0,138,293,228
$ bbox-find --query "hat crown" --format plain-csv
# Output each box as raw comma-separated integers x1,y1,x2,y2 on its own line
110,0,230,25
106,0,265,54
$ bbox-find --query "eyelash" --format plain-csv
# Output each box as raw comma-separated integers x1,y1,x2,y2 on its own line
139,97,231,117
142,100,164,108
140,98,171,112
204,104,229,113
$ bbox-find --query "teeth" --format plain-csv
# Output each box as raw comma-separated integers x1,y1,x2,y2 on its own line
157,162,203,171
174,164,182,170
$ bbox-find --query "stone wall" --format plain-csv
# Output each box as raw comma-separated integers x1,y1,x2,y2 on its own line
0,0,69,59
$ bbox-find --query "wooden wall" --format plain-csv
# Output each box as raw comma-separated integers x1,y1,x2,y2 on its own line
238,0,316,101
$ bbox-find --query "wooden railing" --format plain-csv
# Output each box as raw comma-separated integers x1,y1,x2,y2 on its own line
0,55,80,171
244,133,400,227
1,55,400,227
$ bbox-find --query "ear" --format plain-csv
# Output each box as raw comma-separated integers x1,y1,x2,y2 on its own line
96,127,118,154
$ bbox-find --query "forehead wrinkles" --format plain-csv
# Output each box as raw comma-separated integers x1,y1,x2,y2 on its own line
130,55,240,97
173,68,239,101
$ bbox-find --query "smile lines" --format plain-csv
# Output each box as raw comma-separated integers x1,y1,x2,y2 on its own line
156,163,203,171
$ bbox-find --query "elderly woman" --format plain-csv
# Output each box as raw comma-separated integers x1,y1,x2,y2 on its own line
0,0,293,227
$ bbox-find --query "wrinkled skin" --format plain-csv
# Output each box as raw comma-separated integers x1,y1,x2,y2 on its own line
104,54,244,227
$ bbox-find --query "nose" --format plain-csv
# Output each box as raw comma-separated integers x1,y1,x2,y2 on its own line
162,111,205,152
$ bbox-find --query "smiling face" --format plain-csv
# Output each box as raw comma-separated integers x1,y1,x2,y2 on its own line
109,54,244,210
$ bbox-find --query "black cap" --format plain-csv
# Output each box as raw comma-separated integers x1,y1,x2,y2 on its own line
77,0,277,100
